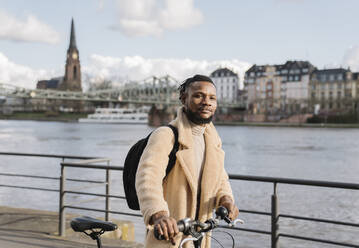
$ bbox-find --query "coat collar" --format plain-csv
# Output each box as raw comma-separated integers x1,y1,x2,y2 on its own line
169,107,224,198
170,107,222,149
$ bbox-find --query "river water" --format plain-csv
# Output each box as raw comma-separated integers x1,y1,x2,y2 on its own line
0,120,358,247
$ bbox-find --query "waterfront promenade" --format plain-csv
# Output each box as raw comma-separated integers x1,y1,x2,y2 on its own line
0,206,143,248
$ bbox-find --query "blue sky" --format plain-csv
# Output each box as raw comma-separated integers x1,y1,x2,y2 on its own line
1,0,359,89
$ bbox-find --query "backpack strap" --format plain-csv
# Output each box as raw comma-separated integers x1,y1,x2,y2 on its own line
165,124,179,176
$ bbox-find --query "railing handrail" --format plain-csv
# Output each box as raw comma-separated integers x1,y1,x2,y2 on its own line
0,151,97,160
229,174,359,190
61,162,121,170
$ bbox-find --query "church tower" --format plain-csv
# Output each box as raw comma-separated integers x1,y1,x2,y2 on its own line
61,18,82,91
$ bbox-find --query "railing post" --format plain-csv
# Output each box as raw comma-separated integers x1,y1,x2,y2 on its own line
271,182,279,248
59,163,66,236
105,160,111,221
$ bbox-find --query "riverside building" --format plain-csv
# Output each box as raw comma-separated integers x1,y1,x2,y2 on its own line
244,61,316,116
309,68,359,114
210,68,239,103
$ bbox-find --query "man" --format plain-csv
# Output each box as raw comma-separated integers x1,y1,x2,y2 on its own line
136,74,239,248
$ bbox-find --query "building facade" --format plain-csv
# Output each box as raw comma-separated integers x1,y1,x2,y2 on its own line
244,61,316,115
210,68,239,103
309,68,359,114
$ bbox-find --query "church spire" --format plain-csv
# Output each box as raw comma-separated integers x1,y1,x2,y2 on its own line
69,18,77,50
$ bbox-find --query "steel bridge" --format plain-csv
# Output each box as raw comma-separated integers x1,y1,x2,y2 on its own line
0,75,244,108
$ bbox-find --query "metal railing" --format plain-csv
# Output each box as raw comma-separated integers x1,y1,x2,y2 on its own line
0,152,358,247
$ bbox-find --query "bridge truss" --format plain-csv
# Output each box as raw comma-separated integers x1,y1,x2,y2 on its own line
0,75,244,108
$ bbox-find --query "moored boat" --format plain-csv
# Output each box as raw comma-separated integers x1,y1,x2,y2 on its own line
78,107,148,124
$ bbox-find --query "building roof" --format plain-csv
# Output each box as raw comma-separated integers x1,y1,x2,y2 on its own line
245,60,316,76
69,18,77,50
210,67,238,77
312,68,349,75
281,60,316,71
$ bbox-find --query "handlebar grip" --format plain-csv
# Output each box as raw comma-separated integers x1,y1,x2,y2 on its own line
154,220,186,240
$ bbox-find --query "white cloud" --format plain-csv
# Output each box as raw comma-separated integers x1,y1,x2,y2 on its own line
112,0,203,37
0,52,252,90
342,45,359,71
0,10,60,44
83,54,252,89
0,52,57,88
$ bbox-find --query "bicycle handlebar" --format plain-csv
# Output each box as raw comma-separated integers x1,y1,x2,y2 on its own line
154,206,240,241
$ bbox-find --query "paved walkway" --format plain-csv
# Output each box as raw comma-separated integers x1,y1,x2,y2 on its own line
0,206,143,248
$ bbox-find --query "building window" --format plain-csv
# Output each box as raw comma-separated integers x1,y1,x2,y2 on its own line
338,74,343,81
294,75,299,81
337,91,341,98
321,84,325,90
329,75,334,81
312,84,316,90
338,83,342,89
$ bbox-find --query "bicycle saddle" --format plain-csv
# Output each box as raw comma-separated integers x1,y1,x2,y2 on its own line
71,216,118,232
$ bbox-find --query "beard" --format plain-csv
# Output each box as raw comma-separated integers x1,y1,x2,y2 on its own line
184,108,213,125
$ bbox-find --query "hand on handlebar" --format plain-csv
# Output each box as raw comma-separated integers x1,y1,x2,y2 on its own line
219,195,239,221
151,212,179,245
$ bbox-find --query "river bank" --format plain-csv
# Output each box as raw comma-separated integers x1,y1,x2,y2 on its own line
1,112,359,128
0,112,87,122
214,121,359,128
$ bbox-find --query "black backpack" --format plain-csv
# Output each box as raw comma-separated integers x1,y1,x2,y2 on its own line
123,125,179,210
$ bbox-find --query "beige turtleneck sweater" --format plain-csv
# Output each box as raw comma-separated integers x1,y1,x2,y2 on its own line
189,121,207,190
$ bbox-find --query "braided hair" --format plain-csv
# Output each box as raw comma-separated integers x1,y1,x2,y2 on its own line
178,74,215,101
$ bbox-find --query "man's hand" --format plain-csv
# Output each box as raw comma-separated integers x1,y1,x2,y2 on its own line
219,195,239,221
151,211,179,245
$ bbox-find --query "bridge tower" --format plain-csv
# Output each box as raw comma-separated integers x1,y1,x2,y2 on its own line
60,18,82,92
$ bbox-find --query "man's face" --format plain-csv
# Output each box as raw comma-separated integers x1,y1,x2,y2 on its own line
181,81,217,124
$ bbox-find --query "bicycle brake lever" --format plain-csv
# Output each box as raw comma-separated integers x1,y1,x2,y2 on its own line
179,235,203,248
231,218,244,227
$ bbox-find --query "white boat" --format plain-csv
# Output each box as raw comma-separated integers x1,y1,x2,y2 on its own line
78,107,148,124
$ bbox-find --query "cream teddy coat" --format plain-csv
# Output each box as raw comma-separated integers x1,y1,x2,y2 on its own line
136,107,234,248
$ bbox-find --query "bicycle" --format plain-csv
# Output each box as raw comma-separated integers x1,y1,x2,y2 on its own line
71,216,118,248
70,206,243,248
154,206,244,248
